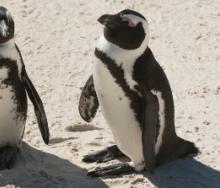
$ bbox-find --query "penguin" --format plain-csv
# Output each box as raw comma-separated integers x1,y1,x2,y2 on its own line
79,9,198,177
0,6,49,170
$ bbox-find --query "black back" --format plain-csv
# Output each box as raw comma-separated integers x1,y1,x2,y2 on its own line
133,47,176,135
133,48,199,164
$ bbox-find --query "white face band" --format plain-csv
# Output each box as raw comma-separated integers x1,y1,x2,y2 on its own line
0,20,8,37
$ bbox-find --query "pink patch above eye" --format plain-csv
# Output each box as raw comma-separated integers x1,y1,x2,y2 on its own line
121,16,136,27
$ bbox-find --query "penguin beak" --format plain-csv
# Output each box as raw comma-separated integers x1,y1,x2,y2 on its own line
0,20,9,38
98,14,121,28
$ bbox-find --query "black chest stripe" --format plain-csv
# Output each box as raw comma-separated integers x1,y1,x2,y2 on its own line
95,48,142,123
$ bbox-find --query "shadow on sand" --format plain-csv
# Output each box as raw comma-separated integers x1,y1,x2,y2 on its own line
144,157,220,188
0,143,108,188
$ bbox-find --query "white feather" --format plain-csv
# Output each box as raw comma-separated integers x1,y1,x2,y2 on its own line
0,20,8,37
151,90,166,155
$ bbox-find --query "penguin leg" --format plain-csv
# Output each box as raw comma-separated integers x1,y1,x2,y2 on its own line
87,162,135,177
0,145,19,170
83,145,126,163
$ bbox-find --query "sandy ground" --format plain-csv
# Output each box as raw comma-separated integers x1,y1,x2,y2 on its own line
0,0,220,187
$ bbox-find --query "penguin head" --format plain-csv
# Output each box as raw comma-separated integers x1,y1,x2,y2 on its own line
98,9,149,50
0,7,14,44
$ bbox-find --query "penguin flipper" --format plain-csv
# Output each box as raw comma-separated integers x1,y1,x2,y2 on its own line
78,75,99,122
21,68,49,144
142,89,159,172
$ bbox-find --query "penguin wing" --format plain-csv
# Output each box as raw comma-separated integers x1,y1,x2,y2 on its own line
78,75,99,122
21,69,49,144
141,87,159,172
15,44,49,144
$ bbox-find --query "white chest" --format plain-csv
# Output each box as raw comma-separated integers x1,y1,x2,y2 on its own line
0,42,25,147
0,67,18,124
93,58,145,168
93,59,139,132
0,66,25,147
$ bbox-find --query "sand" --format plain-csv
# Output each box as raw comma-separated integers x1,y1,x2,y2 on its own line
0,0,220,187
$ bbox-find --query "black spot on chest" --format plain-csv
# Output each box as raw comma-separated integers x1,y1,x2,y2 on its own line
0,58,27,117
95,49,142,123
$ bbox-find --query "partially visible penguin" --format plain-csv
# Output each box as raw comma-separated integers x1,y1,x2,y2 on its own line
79,9,198,177
0,7,49,169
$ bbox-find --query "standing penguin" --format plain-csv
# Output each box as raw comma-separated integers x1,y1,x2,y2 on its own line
0,7,49,170
79,9,198,177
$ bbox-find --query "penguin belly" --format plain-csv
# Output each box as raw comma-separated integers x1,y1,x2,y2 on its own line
0,66,26,147
93,61,145,171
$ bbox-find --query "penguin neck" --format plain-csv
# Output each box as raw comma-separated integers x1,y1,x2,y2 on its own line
96,34,148,65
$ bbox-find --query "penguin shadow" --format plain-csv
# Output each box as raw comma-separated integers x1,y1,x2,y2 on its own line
0,143,108,188
143,157,220,188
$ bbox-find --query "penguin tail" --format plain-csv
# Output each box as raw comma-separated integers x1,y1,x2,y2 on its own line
155,136,199,166
177,137,199,158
